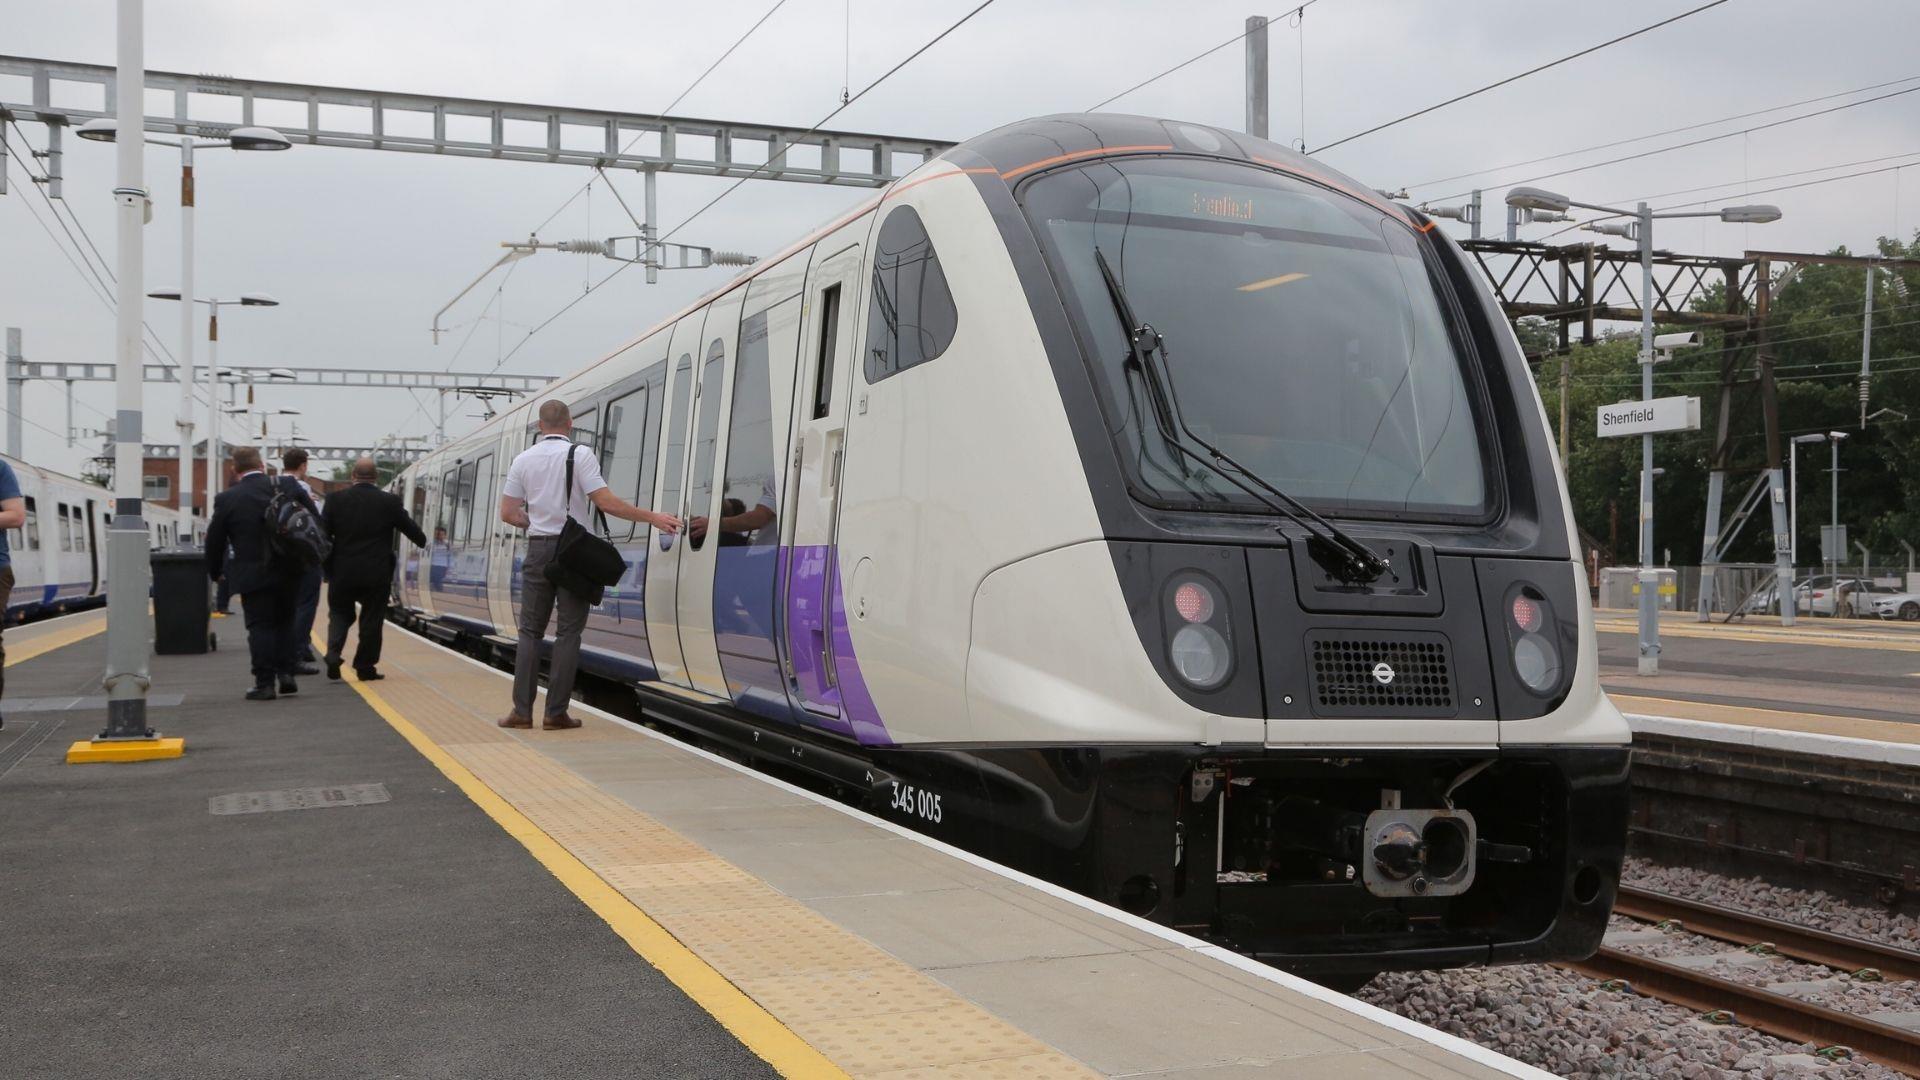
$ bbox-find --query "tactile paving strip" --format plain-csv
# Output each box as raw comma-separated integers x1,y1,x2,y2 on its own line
357,628,1101,1079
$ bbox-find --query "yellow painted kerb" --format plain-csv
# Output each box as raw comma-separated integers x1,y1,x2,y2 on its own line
6,617,108,667
338,669,850,1080
66,737,186,764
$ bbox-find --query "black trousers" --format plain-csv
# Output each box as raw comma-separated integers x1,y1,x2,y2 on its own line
325,582,389,673
240,577,301,684
293,566,322,659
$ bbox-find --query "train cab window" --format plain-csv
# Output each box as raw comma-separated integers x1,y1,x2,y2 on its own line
57,502,73,551
23,496,38,550
865,205,958,382
687,339,727,551
812,284,841,418
600,386,652,541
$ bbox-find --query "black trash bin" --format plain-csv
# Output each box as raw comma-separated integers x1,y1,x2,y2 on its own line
152,548,213,655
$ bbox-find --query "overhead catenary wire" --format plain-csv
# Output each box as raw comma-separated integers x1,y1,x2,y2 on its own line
1410,73,1920,196
1083,1,1323,114
1312,0,1735,154
487,0,1002,377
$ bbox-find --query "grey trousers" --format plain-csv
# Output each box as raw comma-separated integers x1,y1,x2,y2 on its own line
512,535,590,720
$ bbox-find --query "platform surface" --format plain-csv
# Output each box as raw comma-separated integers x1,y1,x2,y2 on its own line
0,610,1541,1079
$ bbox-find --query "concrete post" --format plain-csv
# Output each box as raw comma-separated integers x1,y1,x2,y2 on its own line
1244,16,1269,141
5,328,22,458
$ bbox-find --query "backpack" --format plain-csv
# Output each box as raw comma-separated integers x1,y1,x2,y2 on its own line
265,480,331,567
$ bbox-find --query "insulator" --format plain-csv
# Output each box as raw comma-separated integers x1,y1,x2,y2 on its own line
556,239,610,256
710,250,759,267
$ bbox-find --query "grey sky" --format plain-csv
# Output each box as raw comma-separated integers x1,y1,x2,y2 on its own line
4,0,1917,478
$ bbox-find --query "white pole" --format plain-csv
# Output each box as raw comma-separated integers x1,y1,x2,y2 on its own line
177,140,195,526
1789,441,1799,569
1860,264,1876,430
99,0,154,740
1635,203,1659,675
207,299,221,497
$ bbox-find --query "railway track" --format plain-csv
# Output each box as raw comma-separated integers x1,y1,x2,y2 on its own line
1560,886,1920,1075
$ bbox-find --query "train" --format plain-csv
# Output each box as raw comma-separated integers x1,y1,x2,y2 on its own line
2,453,191,623
390,114,1631,986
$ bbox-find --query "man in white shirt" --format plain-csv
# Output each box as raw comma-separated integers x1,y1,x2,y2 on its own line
497,399,680,730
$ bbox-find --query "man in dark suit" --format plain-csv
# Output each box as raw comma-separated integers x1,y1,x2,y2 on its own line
321,456,426,681
206,446,319,700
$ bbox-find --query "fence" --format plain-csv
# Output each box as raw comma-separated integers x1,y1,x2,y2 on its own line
1594,564,1918,618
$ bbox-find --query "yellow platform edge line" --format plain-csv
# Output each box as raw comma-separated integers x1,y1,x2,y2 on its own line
6,616,108,667
65,736,185,764
336,661,851,1080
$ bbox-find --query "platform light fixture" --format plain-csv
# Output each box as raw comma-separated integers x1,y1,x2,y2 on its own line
80,117,290,524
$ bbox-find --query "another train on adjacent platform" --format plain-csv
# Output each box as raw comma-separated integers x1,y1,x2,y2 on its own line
1,453,190,623
392,114,1630,984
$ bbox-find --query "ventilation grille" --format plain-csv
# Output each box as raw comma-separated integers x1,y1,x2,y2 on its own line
1307,631,1457,718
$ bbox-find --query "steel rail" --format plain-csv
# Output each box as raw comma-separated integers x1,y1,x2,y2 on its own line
1564,946,1920,1074
1617,885,1920,982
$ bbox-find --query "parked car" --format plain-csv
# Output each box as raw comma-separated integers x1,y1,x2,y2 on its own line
1872,590,1920,621
1742,575,1891,617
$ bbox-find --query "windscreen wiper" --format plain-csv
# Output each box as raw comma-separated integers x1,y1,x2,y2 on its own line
1093,247,1390,584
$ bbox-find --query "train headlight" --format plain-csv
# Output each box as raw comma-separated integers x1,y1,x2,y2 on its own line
1170,624,1231,689
1165,573,1233,691
1512,635,1559,692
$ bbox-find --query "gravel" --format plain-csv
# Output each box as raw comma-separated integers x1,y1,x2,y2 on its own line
1353,859,1920,1077
1627,857,1920,952
1359,964,1903,1078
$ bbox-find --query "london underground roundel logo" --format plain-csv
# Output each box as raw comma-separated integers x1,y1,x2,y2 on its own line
1371,661,1395,686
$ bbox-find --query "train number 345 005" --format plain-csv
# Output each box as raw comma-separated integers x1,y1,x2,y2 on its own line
888,781,943,824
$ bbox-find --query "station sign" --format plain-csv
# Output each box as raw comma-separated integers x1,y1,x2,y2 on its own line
1595,396,1701,438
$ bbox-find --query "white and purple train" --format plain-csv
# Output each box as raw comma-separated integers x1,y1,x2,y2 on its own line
392,115,1631,984
2,453,189,622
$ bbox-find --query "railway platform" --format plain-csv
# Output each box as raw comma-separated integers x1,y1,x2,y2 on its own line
0,612,1547,1080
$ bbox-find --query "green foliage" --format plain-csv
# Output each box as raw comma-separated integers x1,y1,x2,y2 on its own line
1535,235,1920,567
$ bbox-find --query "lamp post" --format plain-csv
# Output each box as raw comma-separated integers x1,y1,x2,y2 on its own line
1506,187,1782,667
148,293,281,500
1827,430,1849,593
1789,432,1828,581
77,119,288,532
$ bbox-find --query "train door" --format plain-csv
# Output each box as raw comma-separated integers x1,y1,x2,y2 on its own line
780,241,864,721
83,498,99,596
674,288,746,697
420,467,448,619
484,425,521,632
642,310,711,687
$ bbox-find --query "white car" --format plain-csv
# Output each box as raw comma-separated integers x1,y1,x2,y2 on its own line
1872,590,1920,622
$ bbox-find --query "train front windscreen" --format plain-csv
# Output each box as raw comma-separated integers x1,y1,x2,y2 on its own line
1020,156,1495,524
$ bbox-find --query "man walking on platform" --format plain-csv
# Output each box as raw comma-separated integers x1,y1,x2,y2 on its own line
320,456,425,681
206,446,317,700
496,399,679,730
284,448,323,674
0,455,24,728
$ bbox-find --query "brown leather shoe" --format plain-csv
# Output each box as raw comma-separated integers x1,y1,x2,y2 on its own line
497,712,533,729
540,713,582,731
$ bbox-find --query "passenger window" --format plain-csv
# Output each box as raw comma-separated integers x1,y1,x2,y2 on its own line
812,284,841,419
452,462,478,544
437,468,459,546
688,339,728,551
722,304,789,551
57,502,73,551
600,386,652,541
470,455,495,542
865,205,958,381
658,356,695,528
572,408,598,450
24,496,37,550
72,508,87,553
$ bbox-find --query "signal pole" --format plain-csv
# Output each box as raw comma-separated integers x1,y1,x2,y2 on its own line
1245,16,1269,140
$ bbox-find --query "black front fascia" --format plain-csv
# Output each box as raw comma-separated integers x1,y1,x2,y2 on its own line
947,117,1570,564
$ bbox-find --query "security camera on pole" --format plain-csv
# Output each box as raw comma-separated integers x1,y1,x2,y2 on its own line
1509,187,1782,672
